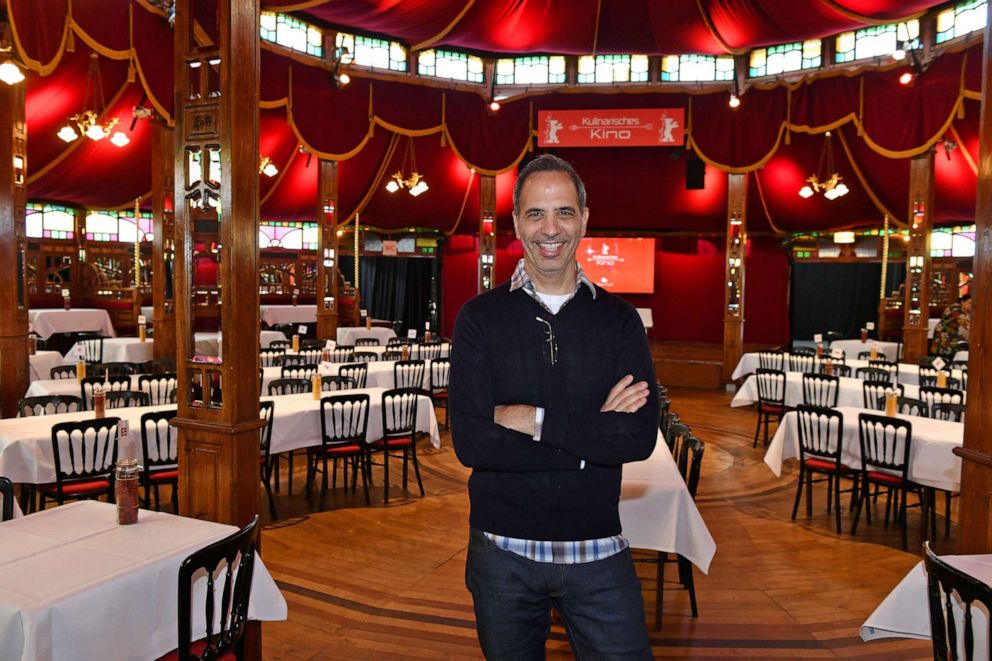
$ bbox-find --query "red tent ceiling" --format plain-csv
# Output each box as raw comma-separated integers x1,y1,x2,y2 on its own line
12,0,979,234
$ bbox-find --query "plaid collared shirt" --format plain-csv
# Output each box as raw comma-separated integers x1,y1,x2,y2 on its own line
487,258,625,564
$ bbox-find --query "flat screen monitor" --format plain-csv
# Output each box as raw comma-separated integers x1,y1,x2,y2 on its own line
577,237,655,294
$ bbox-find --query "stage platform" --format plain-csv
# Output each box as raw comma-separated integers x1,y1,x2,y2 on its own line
650,341,770,389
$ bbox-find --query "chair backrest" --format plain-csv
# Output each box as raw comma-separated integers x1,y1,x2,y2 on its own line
352,351,379,363
862,382,903,410
275,354,308,367
80,375,132,410
281,364,318,380
666,421,691,461
923,540,992,661
320,375,355,392
382,350,404,361
267,377,310,395
298,349,323,364
268,339,292,350
657,395,671,437
791,346,816,357
430,357,450,393
919,386,965,412
920,375,963,390
677,436,705,498
17,395,83,416
868,359,898,381
259,401,274,462
755,368,786,404
50,417,120,493
857,351,872,360
320,393,370,447
387,337,412,347
355,337,380,346
51,364,78,380
381,388,420,438
138,372,178,405
330,346,355,363
801,373,839,407
143,357,177,374
77,333,104,364
270,323,295,339
890,396,929,417
394,359,426,390
857,412,912,477
337,363,368,389
177,515,259,661
788,353,816,374
259,348,285,367
796,405,844,465
106,390,150,409
856,366,892,384
140,409,179,473
829,364,852,378
0,476,13,521
103,361,138,377
932,402,966,423
300,338,325,351
418,342,443,361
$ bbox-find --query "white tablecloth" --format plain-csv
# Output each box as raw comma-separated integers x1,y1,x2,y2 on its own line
731,352,952,387
928,318,940,339
0,500,286,661
261,359,435,393
260,304,317,326
830,339,901,362
27,309,116,340
194,331,286,357
620,434,715,573
954,350,968,363
764,406,964,491
66,337,154,364
28,352,70,383
336,327,397,346
861,554,992,660
731,373,938,409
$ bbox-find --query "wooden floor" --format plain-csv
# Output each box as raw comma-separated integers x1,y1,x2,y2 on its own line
256,386,937,660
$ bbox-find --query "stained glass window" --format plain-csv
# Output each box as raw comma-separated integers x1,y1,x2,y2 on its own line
336,33,407,72
660,54,734,82
836,20,920,63
749,41,821,77
260,13,322,58
930,225,976,257
418,49,484,83
936,0,988,44
85,210,154,243
495,56,567,85
259,222,319,251
26,203,75,240
577,54,649,84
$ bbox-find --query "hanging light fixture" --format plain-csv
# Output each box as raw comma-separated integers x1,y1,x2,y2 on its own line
0,17,24,85
58,53,127,146
259,156,278,177
385,136,429,197
798,131,849,200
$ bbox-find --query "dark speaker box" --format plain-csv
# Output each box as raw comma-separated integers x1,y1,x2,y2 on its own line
685,157,705,190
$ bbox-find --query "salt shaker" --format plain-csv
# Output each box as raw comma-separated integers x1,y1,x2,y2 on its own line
115,458,141,525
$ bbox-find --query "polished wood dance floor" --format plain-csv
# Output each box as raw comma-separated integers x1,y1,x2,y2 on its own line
258,386,935,659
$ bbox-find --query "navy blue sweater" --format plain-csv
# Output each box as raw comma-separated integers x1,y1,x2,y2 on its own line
450,281,659,541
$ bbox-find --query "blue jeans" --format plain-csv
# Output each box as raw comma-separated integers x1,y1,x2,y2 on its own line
465,528,652,660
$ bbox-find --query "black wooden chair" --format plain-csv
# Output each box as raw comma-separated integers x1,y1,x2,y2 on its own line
308,393,371,508
367,388,423,504
856,366,892,384
103,361,139,377
788,353,816,374
338,363,368,389
269,339,292,350
139,409,179,511
138,372,178,405
142,357,176,374
0,476,14,521
80,375,131,410
753,368,788,448
923,540,992,661
791,405,855,534
259,348,285,367
757,350,784,371
665,422,692,464
38,417,120,509
351,351,379,363
791,346,816,357
259,401,277,519
862,382,903,411
394,359,426,391
875,396,929,418
418,341,444,361
76,332,105,364
50,364,78,380
17,395,82,416
106,390,150,409
330,346,355,363
827,363,852,378
382,350,404,361
281,364,318,380
932,402,966,423
919,386,965,413
267,378,310,395
868,359,899,382
301,338,325,351
274,354,308,367
355,337,380,346
320,375,355,392
801,373,839,407
429,357,451,430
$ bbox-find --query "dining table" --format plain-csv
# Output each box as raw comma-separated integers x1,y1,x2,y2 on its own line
731,352,960,387
830,339,901,362
730,372,960,410
259,304,317,326
0,500,287,661
27,351,70,383
336,326,397,346
65,337,154,364
27,309,116,340
193,330,287,357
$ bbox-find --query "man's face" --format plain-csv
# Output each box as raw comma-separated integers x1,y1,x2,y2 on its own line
512,171,589,281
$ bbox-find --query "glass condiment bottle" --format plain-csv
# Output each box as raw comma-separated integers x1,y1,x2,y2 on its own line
311,373,321,399
815,342,823,358
401,344,410,361
115,458,141,525
138,323,146,342
937,371,948,388
291,334,300,353
27,333,36,356
869,344,878,361
76,359,87,382
365,315,372,330
93,385,106,418
860,328,868,343
824,358,833,376
884,390,898,417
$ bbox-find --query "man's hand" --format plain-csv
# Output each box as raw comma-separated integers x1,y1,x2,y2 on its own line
494,404,537,436
600,375,650,413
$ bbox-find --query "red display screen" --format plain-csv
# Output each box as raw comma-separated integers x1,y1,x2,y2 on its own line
578,237,656,294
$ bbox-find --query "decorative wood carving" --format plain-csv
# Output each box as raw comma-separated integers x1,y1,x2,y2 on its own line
478,175,495,293
723,173,747,383
152,121,177,362
316,158,339,340
902,152,935,363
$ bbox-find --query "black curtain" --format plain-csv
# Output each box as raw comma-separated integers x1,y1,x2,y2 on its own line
790,262,883,341
338,255,439,336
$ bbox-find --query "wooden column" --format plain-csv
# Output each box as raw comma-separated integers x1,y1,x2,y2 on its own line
478,175,496,293
172,0,262,530
151,121,176,362
722,173,747,383
956,6,992,554
901,152,935,364
0,72,28,418
315,159,339,341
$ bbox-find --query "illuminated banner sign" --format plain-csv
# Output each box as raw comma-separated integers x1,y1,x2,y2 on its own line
537,108,684,148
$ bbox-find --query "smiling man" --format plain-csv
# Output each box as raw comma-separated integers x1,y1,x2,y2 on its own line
450,154,659,659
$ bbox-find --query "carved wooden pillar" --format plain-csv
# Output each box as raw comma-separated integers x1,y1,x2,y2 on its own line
0,72,28,418
901,152,935,364
478,175,496,293
151,121,176,362
723,173,747,382
315,159,339,341
956,6,992,554
172,0,262,535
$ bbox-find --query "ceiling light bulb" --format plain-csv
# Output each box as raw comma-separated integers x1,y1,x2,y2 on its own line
0,60,25,85
899,71,914,85
892,49,906,61
57,125,79,142
834,183,849,197
728,94,740,109
110,131,130,148
824,188,839,201
489,101,501,112
798,186,814,199
385,179,400,193
409,180,428,197
261,161,278,177
85,124,107,141
337,72,350,86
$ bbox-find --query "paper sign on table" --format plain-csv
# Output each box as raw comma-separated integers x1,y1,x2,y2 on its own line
813,333,823,343
297,324,307,334
933,357,946,371
74,345,86,358
831,348,844,359
407,330,417,339
137,315,147,325
866,322,876,330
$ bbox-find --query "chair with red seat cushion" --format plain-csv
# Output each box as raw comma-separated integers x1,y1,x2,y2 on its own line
139,409,179,511
38,417,120,509
801,373,839,408
851,413,928,550
428,357,450,430
753,368,789,448
307,393,370,509
367,388,423,504
393,359,426,391
156,515,259,661
791,405,855,534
